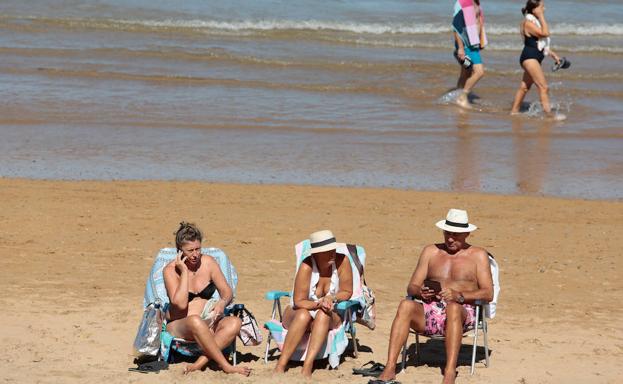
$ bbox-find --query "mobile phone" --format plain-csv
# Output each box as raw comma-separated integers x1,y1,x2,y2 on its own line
423,279,442,294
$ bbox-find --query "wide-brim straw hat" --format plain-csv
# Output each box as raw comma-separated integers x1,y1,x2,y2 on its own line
435,208,477,233
309,230,339,253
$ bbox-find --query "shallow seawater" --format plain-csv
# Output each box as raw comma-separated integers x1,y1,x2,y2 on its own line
0,1,621,199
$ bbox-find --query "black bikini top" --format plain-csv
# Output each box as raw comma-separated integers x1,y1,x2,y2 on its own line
188,282,216,301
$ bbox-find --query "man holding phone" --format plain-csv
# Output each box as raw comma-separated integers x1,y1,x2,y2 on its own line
372,209,493,384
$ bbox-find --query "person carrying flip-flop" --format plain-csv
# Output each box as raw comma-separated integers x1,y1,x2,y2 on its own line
452,0,487,109
511,0,570,118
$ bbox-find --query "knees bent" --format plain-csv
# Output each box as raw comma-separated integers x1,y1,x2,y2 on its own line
445,302,463,321
222,316,242,334
397,298,418,317
187,314,207,332
293,308,313,324
520,82,531,92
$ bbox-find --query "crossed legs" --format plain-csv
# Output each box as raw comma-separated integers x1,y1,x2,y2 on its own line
166,315,251,376
377,299,467,384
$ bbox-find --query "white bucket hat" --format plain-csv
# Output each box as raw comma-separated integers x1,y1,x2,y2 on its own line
435,208,477,233
309,230,338,253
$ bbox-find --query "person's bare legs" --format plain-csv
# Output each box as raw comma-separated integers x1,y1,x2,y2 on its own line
521,59,551,114
301,310,340,378
166,315,251,376
184,316,243,374
457,64,484,109
441,302,467,384
274,307,313,373
377,299,426,381
511,70,534,114
456,67,469,90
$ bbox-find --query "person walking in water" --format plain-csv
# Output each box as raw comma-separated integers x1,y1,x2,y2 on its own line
452,0,487,109
510,0,567,119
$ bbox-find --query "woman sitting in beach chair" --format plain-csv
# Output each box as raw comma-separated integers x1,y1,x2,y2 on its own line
274,230,353,378
163,222,251,376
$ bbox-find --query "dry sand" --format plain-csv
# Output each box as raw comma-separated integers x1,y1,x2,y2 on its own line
0,178,621,383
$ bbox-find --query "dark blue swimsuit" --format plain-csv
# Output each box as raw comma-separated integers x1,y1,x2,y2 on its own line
520,35,545,64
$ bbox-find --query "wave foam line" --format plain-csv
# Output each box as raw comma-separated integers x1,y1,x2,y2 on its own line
5,15,623,36
117,19,623,36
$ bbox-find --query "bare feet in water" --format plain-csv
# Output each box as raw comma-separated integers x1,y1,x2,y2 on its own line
456,92,472,109
548,112,567,121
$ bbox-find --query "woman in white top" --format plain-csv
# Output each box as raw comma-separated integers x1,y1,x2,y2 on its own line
274,230,353,378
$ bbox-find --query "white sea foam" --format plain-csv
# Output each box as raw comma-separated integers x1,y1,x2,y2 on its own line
11,14,623,38
115,18,623,37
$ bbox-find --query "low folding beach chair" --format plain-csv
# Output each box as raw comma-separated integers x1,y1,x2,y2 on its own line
401,253,500,375
141,247,240,364
263,240,368,368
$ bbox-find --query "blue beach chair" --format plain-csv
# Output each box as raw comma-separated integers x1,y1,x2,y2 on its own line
142,247,240,364
263,240,368,368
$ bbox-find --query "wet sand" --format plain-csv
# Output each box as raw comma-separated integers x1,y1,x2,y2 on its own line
1,178,621,383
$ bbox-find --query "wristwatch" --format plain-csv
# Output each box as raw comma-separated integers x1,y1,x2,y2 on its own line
457,293,465,304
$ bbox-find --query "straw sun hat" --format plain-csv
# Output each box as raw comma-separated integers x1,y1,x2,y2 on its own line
435,208,477,233
309,230,339,254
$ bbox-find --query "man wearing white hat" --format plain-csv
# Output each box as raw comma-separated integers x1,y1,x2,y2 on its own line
373,209,493,384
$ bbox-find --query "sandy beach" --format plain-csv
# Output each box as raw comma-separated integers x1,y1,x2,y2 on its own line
1,177,621,383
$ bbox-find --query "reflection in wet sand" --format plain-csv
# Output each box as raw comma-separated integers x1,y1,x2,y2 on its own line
451,110,481,193
512,118,553,195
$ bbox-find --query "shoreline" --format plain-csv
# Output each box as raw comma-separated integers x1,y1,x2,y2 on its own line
1,177,621,383
2,175,621,203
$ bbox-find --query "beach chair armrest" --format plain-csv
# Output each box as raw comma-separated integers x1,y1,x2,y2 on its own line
473,299,489,306
335,300,361,312
265,291,290,300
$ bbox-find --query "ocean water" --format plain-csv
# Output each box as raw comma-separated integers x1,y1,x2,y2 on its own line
0,0,621,199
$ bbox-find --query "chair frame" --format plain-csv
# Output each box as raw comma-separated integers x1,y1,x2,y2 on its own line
400,299,489,375
263,291,360,364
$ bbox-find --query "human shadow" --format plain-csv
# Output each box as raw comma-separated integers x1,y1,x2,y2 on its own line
400,338,492,371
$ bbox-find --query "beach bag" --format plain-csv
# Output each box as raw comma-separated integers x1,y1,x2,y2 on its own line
234,305,263,346
133,301,165,357
347,244,376,330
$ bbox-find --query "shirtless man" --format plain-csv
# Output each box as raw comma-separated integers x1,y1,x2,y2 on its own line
373,209,493,384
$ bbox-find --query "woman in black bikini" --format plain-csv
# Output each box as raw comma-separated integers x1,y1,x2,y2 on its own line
511,0,562,116
163,222,251,376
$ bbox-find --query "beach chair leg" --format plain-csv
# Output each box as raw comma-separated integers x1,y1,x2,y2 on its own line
345,308,358,358
415,333,420,363
264,332,272,364
483,317,489,368
401,342,407,372
233,339,237,366
470,306,480,375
